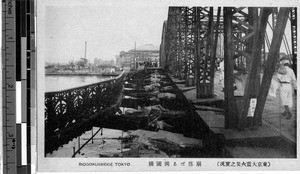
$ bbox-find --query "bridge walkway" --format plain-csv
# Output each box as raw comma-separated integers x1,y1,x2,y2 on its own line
175,71,296,158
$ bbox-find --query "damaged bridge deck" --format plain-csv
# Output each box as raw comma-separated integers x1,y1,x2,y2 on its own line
46,69,229,158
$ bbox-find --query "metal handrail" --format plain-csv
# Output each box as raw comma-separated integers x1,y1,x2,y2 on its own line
44,72,125,154
45,71,125,94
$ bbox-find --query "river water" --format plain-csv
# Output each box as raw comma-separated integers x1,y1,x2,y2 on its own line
45,75,114,92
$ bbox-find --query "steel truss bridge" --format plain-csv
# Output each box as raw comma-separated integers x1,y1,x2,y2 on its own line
159,7,297,130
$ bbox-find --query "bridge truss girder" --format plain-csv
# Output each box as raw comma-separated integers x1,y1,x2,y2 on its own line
160,7,294,130
164,7,185,78
194,7,217,98
184,7,196,86
251,8,292,127
232,8,291,130
159,21,167,69
162,6,220,97
290,7,297,75
223,7,260,129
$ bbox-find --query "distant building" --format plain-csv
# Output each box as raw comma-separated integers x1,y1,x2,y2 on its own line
116,51,133,71
93,58,115,67
116,44,159,71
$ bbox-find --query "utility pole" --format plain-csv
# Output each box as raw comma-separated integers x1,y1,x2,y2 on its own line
134,41,137,69
84,41,87,60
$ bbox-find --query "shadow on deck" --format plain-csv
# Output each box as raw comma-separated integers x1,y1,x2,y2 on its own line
175,72,296,158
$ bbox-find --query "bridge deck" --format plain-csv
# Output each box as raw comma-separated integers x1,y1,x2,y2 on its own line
46,70,296,158
46,69,228,158
175,71,296,158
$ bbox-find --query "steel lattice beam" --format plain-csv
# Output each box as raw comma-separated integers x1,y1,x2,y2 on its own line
223,7,258,129
194,7,219,98
291,7,297,76
163,6,220,98
254,7,292,125
209,7,221,91
165,7,181,74
184,7,196,86
159,21,168,69
178,8,187,80
231,8,257,73
165,7,187,78
270,8,293,61
161,6,295,130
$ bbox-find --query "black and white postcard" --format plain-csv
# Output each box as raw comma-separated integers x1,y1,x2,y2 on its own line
35,0,299,172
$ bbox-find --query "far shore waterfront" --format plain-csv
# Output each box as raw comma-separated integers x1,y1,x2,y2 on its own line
46,72,103,76
45,70,123,76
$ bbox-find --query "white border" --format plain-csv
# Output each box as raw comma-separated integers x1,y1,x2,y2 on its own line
36,0,300,172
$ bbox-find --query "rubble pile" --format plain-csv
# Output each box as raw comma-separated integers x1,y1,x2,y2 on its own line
111,69,219,157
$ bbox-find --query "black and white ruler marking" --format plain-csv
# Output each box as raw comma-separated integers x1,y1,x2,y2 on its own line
2,0,34,173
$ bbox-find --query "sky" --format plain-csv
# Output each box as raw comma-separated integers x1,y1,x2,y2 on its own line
43,2,294,64
45,5,168,63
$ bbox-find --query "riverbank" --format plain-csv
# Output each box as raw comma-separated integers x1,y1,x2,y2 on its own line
46,72,122,76
46,72,102,76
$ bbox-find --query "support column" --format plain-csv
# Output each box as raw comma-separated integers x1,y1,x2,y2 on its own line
195,7,215,99
290,8,297,76
254,7,291,125
159,21,168,69
185,7,196,87
166,7,181,75
239,8,272,130
223,7,238,129
209,7,221,93
184,7,189,82
178,8,186,80
195,7,201,98
245,8,258,73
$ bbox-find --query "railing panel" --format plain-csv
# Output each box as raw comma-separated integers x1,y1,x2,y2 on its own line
44,73,124,154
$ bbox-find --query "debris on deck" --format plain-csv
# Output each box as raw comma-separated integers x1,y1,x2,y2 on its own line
47,69,225,158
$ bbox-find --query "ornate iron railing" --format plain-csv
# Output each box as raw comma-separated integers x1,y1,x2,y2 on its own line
45,73,124,154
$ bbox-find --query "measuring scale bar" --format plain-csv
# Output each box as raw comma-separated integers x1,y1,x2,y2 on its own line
3,0,17,173
3,0,31,173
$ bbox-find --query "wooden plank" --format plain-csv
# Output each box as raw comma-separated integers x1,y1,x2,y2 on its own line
254,7,292,125
239,8,272,130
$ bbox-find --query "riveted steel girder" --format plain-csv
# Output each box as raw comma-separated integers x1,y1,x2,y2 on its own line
291,7,297,75
194,7,216,98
